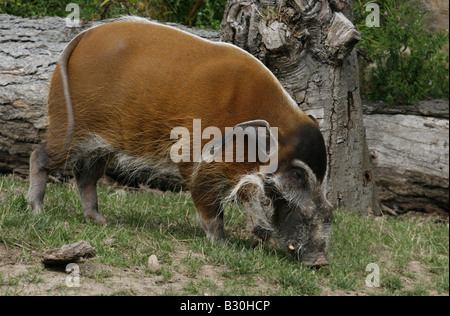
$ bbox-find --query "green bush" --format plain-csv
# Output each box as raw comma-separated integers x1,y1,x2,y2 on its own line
354,0,449,104
0,0,227,29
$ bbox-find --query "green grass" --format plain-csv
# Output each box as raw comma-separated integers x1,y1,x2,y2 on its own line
0,174,448,296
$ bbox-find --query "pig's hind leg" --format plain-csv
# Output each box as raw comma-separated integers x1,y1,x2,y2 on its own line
27,142,52,213
74,157,108,225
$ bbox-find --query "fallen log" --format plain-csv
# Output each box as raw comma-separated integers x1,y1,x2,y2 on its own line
363,100,449,214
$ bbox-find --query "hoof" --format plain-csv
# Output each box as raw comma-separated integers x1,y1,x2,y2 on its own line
27,200,44,214
85,213,107,226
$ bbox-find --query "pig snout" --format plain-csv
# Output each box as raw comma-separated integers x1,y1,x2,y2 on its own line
287,243,330,267
301,253,329,267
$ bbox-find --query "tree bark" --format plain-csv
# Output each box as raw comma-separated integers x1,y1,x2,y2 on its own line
42,240,95,265
363,100,449,214
221,0,381,214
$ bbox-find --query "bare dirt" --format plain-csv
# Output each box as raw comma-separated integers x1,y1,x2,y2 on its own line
0,243,226,296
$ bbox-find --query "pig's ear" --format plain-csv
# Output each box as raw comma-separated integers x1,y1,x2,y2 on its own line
233,120,278,160
201,120,278,164
234,119,271,130
308,115,320,127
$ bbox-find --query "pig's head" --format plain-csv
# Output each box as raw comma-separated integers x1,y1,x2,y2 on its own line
269,160,333,266
269,121,333,266
226,119,333,267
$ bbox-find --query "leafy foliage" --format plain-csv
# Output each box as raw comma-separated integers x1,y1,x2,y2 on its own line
354,0,449,104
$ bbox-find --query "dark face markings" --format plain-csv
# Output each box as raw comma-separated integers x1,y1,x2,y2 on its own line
290,123,327,184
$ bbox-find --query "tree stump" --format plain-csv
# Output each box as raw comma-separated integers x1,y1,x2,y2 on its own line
221,0,381,214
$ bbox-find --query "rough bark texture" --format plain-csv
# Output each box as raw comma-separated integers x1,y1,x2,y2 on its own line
42,240,95,265
363,100,449,214
221,0,381,214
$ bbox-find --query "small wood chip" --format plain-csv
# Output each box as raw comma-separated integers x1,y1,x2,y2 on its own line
43,241,95,266
382,205,398,216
